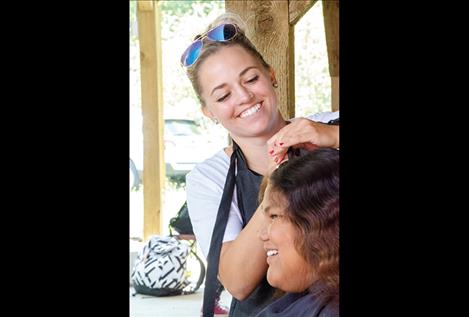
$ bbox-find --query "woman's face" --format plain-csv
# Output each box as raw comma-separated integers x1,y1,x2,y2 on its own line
198,45,281,139
259,184,315,292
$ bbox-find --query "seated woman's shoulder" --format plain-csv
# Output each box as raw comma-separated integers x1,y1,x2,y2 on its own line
318,297,339,317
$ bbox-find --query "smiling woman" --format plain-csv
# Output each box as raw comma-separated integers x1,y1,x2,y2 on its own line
257,148,339,317
260,187,316,294
197,45,282,141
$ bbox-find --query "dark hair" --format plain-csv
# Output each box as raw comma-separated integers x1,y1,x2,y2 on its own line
269,148,339,302
185,13,270,107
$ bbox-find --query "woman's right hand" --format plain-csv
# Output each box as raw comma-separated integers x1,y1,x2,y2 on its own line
267,117,339,164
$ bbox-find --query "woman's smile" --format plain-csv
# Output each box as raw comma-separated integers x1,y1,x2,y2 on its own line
238,102,262,118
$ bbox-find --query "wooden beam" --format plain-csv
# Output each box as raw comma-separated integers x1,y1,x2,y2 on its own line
289,0,317,25
323,0,339,111
287,25,295,119
137,1,153,11
331,76,339,112
137,0,165,240
226,0,294,119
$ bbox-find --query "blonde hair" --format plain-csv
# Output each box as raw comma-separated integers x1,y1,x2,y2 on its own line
184,12,270,107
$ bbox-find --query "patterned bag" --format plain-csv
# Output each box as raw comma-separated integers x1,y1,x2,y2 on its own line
131,235,191,296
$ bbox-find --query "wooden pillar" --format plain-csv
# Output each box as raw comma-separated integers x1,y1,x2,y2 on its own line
226,1,322,119
289,0,317,25
226,0,294,119
323,0,339,111
137,0,165,239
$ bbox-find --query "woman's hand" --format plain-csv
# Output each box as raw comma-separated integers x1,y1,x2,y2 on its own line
267,118,339,164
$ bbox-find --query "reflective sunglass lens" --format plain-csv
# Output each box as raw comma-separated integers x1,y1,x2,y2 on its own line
207,23,236,41
181,40,203,67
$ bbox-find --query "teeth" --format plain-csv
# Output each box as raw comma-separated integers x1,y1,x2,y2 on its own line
240,103,261,118
266,250,278,257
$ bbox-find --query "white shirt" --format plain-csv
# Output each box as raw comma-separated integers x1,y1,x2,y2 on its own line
186,111,339,258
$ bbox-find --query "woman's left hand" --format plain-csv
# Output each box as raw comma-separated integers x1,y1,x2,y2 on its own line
267,118,339,164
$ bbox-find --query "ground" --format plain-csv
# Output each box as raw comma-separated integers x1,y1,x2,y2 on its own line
130,286,232,317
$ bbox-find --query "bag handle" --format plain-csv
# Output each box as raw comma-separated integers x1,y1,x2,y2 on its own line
181,247,206,295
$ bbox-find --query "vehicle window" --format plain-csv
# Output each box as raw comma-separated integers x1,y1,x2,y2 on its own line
165,120,202,136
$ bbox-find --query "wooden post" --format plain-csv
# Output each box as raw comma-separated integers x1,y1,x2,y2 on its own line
137,0,165,239
323,0,339,111
226,1,322,119
226,0,293,119
289,0,317,25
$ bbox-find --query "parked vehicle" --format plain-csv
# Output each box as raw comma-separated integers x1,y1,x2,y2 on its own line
164,119,219,179
130,118,224,185
129,158,140,191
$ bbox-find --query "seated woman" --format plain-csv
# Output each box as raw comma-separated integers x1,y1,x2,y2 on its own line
256,148,339,317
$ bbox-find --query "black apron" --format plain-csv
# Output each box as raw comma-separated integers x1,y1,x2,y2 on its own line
202,142,278,317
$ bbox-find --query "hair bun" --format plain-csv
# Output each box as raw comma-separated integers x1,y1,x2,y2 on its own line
208,12,247,34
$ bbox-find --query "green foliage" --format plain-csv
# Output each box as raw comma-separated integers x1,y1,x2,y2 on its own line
161,0,224,16
295,1,332,116
160,1,195,16
166,175,187,189
129,1,138,43
129,1,136,23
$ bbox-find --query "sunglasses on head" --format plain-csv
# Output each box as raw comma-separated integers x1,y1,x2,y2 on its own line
180,23,239,67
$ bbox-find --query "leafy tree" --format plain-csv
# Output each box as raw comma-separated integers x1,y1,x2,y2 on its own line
295,1,331,116
129,1,138,42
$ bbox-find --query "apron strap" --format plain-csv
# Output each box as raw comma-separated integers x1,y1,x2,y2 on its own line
202,146,238,317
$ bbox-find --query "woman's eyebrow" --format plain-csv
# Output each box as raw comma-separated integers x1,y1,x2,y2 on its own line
210,83,227,96
210,66,259,96
239,66,257,77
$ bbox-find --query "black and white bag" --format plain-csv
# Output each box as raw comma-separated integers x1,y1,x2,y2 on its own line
131,235,192,296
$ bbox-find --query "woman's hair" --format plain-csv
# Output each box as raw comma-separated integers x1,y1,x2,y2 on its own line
184,12,271,107
269,148,339,302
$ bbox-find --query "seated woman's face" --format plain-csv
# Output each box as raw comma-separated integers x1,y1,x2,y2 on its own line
259,184,315,293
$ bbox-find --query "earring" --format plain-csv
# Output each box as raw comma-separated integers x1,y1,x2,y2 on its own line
273,82,278,88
